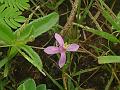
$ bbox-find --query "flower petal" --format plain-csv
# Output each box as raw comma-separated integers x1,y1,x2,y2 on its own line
44,46,60,54
58,52,66,68
55,33,64,46
67,44,79,51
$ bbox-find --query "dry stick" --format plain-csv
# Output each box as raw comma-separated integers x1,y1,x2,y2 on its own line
95,0,116,19
111,0,116,10
16,6,40,40
88,11,103,31
19,6,40,31
60,0,78,36
60,0,79,90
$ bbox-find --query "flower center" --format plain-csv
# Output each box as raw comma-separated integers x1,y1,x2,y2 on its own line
59,46,66,53
64,42,69,49
58,42,69,53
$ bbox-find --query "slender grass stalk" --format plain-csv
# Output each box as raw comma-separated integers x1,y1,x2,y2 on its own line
43,69,64,90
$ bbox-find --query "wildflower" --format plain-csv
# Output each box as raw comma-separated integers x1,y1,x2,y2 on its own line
44,33,79,68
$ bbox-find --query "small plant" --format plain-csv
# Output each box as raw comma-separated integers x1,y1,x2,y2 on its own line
17,78,49,90
0,0,30,29
0,12,59,76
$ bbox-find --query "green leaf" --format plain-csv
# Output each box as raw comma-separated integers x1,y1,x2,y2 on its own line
3,62,10,77
0,47,18,69
17,45,45,75
17,79,36,90
84,28,120,43
68,78,75,90
0,5,26,29
46,0,64,10
102,10,120,32
0,0,30,11
98,56,120,64
15,12,59,42
14,16,25,22
98,0,120,32
112,12,120,29
36,84,47,90
0,22,15,44
0,58,9,69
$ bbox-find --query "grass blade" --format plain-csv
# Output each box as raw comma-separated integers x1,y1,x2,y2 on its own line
98,56,120,64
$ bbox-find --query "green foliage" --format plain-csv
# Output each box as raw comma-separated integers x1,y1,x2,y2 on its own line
17,45,44,75
46,0,64,10
102,10,120,32
0,5,25,29
112,12,120,29
68,78,75,90
17,79,49,90
84,28,120,43
0,47,18,69
17,79,36,90
0,22,15,44
99,0,120,32
36,84,47,90
96,1,120,65
74,23,120,43
0,0,29,29
15,12,59,43
0,0,30,11
0,12,59,75
98,56,120,64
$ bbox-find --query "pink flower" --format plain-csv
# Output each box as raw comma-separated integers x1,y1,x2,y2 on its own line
44,33,79,68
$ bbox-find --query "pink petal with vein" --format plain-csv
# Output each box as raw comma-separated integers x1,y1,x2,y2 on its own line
58,52,66,68
67,44,79,52
44,46,59,54
55,33,64,46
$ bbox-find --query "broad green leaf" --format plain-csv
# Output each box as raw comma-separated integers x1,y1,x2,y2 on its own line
36,84,46,90
84,28,120,43
98,56,120,64
15,12,59,42
17,79,36,90
17,45,45,75
0,22,15,44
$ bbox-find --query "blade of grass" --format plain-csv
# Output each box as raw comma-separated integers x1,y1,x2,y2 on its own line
105,73,114,90
98,56,120,64
73,23,120,43
43,69,64,90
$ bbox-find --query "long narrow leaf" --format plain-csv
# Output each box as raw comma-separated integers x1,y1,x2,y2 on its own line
17,45,45,75
0,47,17,68
84,28,120,43
98,56,120,64
102,10,120,32
0,58,9,69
